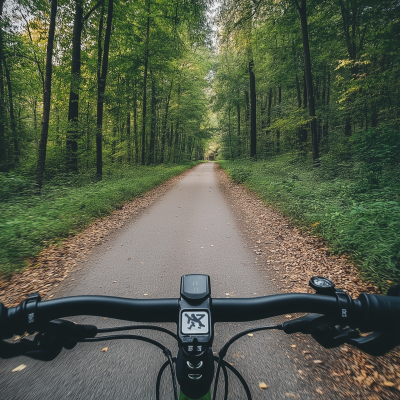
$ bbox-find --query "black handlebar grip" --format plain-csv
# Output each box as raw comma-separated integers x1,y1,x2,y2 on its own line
357,294,400,332
0,303,12,340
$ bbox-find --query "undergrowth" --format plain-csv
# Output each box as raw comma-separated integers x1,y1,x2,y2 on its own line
0,162,199,277
219,147,400,289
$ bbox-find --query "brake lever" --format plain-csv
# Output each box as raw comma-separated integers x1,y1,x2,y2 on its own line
282,313,398,356
1,319,98,361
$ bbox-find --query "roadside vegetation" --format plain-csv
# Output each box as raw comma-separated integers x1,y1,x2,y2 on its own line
219,140,400,289
0,162,199,277
213,1,400,289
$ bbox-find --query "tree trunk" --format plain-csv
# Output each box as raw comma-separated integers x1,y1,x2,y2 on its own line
237,100,241,157
66,1,84,173
296,74,304,145
134,82,138,164
148,69,156,165
67,0,103,173
141,0,151,165
265,87,272,154
96,0,114,178
169,123,173,162
249,59,257,159
86,102,90,169
161,79,173,163
228,108,234,160
127,112,131,163
3,57,18,164
174,120,180,163
296,74,302,108
35,0,57,190
276,85,281,154
295,0,319,164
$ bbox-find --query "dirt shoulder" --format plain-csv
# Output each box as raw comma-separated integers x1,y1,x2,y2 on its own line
0,165,198,308
216,163,400,400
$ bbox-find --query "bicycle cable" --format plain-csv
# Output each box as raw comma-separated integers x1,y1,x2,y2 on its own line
82,334,179,400
97,325,178,341
212,324,281,400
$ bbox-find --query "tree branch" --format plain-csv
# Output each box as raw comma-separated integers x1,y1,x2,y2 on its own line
83,0,104,22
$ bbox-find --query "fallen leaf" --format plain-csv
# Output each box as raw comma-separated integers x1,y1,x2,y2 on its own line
101,347,108,352
247,333,254,337
290,344,297,348
259,382,268,389
312,222,319,227
313,360,323,364
383,381,395,387
12,364,26,372
302,350,310,354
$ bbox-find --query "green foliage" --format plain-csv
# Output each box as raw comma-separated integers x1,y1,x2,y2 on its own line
0,173,35,201
0,163,199,277
219,155,400,289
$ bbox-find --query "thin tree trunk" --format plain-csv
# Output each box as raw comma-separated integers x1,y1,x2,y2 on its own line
134,82,138,164
276,85,281,154
66,1,84,173
261,95,266,132
266,88,272,154
228,108,234,160
86,101,90,169
296,74,302,108
35,0,57,190
127,112,131,163
161,79,173,163
249,60,257,158
148,69,156,165
294,0,319,164
96,0,114,178
169,123,173,162
237,100,241,157
174,121,180,163
67,0,103,173
3,58,18,164
141,0,151,165
296,74,304,145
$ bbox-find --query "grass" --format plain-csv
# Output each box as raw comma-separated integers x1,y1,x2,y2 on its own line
0,162,200,277
219,156,400,290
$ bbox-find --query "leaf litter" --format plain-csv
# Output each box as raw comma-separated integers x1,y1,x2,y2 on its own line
216,163,400,399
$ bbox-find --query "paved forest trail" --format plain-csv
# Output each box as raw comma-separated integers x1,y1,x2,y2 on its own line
1,163,347,399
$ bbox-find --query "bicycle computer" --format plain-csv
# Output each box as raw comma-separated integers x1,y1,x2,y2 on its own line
181,274,210,302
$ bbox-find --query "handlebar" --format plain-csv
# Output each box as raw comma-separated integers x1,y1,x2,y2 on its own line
2,291,400,339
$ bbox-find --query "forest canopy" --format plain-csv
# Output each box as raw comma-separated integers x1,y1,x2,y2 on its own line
0,0,212,183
